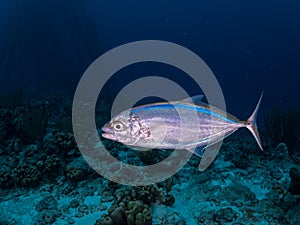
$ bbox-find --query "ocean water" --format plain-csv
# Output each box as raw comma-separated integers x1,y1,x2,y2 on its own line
0,1,299,224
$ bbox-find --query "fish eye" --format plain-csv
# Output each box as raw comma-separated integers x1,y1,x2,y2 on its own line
113,122,124,131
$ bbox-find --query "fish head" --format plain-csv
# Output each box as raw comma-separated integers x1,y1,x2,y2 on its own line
102,111,139,145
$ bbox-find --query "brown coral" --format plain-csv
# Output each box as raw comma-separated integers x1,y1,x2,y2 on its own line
95,184,176,225
13,164,42,187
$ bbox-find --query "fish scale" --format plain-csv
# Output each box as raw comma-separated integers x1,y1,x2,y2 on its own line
102,93,264,170
131,103,241,146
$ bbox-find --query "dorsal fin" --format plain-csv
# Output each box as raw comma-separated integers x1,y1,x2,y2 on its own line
181,95,204,104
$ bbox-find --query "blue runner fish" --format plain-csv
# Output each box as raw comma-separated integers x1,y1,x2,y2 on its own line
102,93,263,169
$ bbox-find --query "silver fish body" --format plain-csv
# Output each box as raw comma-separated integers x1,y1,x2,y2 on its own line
102,94,263,167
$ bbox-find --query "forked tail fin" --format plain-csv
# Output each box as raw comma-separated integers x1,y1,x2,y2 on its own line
245,92,264,150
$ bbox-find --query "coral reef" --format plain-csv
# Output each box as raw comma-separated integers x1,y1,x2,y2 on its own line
138,149,172,165
288,167,300,195
152,207,186,225
13,163,42,187
11,104,49,145
95,184,175,225
43,154,64,175
35,194,61,224
1,95,300,225
43,130,77,157
0,89,26,109
0,108,13,144
0,100,49,147
264,107,300,157
0,97,83,189
65,157,92,182
0,169,13,189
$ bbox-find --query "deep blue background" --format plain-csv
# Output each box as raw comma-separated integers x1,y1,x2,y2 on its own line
0,0,299,118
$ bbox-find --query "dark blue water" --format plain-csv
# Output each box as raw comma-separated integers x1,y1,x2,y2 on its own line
1,2,300,224
0,0,299,117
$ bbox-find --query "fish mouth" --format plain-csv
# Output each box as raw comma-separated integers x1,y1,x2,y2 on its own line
102,127,117,140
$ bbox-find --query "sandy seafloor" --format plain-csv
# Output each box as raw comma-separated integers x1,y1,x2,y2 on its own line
0,132,299,225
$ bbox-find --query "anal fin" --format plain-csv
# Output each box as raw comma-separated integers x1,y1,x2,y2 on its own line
185,141,223,171
199,144,221,171
185,146,205,157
